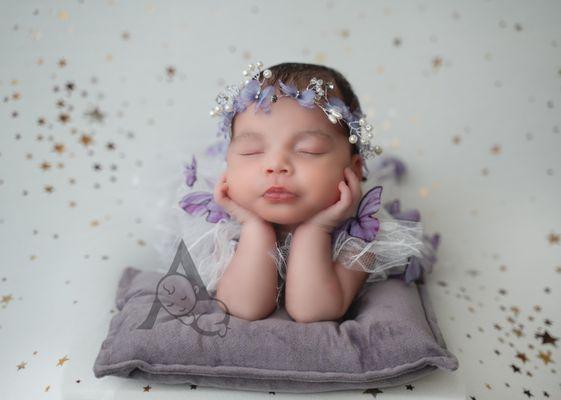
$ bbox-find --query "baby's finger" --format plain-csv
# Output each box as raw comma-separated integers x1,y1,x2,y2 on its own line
344,167,361,200
338,180,352,208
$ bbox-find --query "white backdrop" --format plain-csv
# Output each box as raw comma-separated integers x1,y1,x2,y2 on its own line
1,1,560,399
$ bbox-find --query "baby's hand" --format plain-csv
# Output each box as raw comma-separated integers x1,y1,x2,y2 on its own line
213,172,268,227
301,166,362,234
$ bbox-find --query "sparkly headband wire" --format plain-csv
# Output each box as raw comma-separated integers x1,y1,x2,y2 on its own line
210,61,383,160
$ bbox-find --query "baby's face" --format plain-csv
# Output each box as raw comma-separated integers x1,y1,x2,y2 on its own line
225,93,363,228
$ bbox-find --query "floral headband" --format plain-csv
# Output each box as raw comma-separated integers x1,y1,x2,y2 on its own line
209,61,383,160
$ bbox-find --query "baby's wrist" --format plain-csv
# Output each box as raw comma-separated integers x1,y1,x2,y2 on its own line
242,218,275,235
297,222,333,236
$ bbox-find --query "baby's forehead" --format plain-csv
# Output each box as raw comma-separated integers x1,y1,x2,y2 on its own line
231,129,336,142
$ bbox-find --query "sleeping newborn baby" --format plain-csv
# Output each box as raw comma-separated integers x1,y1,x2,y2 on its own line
171,61,430,323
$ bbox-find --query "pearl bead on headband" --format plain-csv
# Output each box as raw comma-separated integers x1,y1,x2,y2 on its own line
210,61,383,160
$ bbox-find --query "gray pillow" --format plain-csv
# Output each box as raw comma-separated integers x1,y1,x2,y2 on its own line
93,254,458,393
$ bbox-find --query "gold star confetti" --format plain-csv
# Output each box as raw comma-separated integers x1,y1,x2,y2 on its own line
56,355,69,366
143,385,152,392
1,294,14,305
490,144,501,155
452,135,461,144
58,58,67,68
339,29,350,38
40,161,51,171
121,31,130,40
44,185,54,193
166,66,176,79
537,350,553,365
432,56,443,69
515,351,529,363
418,186,429,198
16,361,27,370
79,134,94,146
58,10,69,21
84,106,105,123
53,143,65,154
58,112,70,124
314,52,327,63
90,220,100,227
547,232,559,245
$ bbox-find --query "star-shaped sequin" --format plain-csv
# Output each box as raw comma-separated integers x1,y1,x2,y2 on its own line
56,355,69,366
515,352,529,363
364,388,383,397
547,232,560,245
537,350,553,365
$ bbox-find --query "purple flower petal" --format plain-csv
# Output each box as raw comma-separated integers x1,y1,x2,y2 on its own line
238,79,260,110
278,80,298,97
183,155,197,188
255,85,275,113
326,97,352,120
297,89,316,108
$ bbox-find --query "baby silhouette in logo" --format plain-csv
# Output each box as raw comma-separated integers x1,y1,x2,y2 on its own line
137,239,231,337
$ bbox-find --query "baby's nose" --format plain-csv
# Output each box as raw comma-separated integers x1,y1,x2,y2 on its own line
264,152,292,174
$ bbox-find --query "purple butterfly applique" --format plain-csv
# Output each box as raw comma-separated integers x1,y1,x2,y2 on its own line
183,155,197,188
278,80,316,108
179,191,230,223
237,79,275,114
331,185,383,244
325,96,353,121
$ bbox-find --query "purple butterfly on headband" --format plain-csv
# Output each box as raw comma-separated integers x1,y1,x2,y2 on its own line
278,80,316,108
324,96,353,121
183,155,197,188
331,185,383,244
237,79,276,114
179,191,231,224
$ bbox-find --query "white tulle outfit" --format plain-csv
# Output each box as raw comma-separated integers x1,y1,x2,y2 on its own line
143,148,436,309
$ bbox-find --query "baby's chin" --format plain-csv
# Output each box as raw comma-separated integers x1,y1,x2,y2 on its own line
255,205,310,226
